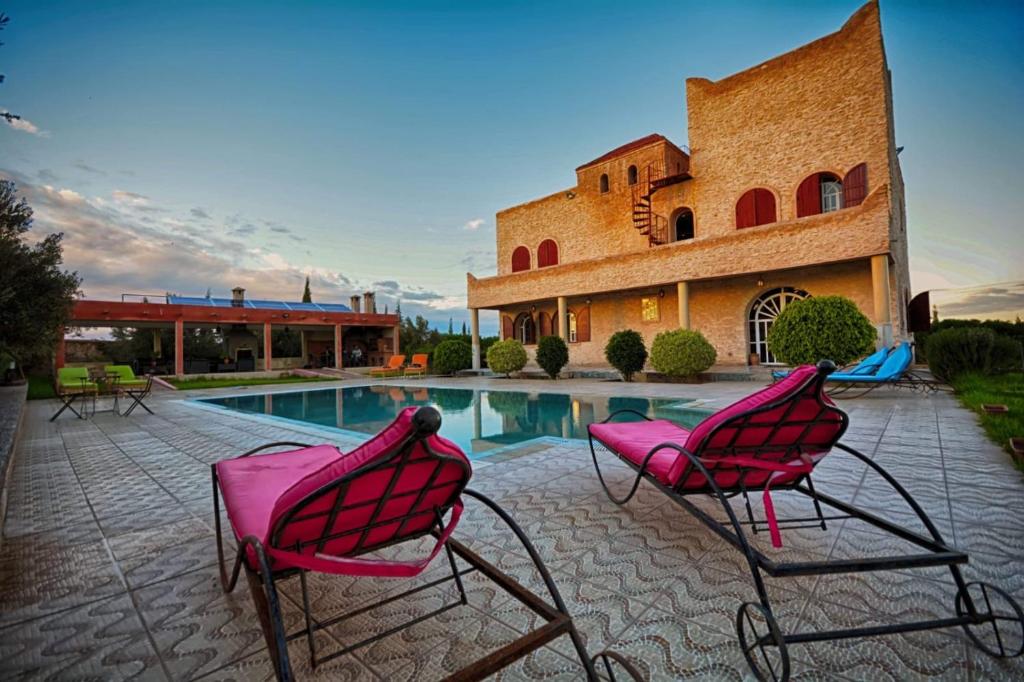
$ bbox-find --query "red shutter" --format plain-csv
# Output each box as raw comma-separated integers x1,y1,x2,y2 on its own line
576,306,591,342
843,163,868,207
537,239,559,267
735,189,757,229
753,189,777,225
796,174,820,217
511,246,530,272
538,311,551,337
501,315,513,340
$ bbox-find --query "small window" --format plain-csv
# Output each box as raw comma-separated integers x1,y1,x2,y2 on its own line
511,246,530,272
673,209,694,241
627,165,638,186
821,179,843,213
537,239,559,267
641,297,660,322
736,188,777,228
599,173,609,193
567,311,578,343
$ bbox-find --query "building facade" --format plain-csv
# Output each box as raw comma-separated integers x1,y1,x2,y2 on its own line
466,1,910,369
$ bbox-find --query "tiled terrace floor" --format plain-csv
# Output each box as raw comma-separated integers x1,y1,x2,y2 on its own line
2,378,1023,680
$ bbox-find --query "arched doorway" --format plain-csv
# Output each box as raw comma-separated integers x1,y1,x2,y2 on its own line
514,313,536,345
748,287,809,365
672,208,694,241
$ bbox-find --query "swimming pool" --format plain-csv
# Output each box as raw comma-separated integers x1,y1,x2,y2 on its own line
197,384,714,459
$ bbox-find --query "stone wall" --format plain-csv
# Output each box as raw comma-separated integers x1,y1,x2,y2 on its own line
500,260,873,366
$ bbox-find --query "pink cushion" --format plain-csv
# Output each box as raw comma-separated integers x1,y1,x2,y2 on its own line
589,419,689,486
217,407,472,570
216,444,344,545
590,365,845,491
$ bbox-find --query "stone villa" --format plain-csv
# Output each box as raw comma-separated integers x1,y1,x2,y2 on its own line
466,1,910,368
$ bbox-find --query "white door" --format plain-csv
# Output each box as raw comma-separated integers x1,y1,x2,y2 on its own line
748,287,809,365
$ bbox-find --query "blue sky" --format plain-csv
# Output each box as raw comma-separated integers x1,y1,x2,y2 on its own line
2,0,1023,332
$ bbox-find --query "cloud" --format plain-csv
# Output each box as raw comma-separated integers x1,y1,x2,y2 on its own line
371,279,444,302
190,207,211,220
463,218,485,231
112,189,150,206
72,161,106,176
269,225,290,234
935,282,1024,320
37,169,59,183
2,110,48,136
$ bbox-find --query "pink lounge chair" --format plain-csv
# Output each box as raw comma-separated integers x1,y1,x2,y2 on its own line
213,406,639,681
589,361,1024,681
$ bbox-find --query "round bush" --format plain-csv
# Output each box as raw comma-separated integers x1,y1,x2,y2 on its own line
432,339,471,376
432,387,474,413
650,329,717,378
923,327,1024,381
535,335,569,379
767,296,876,366
487,390,528,417
604,329,647,382
486,339,528,377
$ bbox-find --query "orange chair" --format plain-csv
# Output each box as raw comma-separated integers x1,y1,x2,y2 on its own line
404,353,429,377
369,354,405,378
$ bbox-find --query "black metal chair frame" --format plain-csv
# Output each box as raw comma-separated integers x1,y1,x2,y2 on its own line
212,410,640,682
50,377,98,421
826,368,952,399
589,362,1023,681
118,375,154,416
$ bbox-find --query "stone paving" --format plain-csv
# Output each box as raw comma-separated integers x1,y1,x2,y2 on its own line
1,377,1023,680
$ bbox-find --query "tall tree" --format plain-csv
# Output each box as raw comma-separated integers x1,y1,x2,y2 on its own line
448,317,454,334
0,180,81,376
302,276,312,303
461,321,467,336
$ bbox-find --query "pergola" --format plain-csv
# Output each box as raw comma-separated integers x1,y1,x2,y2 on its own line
61,297,400,376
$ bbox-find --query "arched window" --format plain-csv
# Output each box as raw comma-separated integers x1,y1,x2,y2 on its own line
627,165,638,186
672,208,694,241
796,172,843,217
514,313,536,345
537,239,559,267
736,188,777,228
599,173,609,193
511,246,531,272
748,287,810,364
566,311,577,343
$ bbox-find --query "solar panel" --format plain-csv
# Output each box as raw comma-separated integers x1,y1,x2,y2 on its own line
167,294,352,313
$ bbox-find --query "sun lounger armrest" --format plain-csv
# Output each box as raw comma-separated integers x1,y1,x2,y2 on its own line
597,409,653,424
237,441,314,458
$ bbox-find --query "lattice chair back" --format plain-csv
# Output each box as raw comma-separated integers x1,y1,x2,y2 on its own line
266,406,472,576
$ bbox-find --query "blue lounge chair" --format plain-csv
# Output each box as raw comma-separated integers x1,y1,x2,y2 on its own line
827,342,947,397
772,345,891,382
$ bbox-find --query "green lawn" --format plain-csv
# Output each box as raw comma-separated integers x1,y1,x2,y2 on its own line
952,372,1024,465
27,375,56,400
167,374,339,391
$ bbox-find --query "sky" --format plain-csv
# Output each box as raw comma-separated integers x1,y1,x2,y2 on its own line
2,0,1023,335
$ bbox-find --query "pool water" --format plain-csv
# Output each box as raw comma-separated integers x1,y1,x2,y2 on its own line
198,385,714,459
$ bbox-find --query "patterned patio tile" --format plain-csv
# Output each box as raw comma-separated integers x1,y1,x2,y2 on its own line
0,533,124,626
108,516,221,589
193,643,378,681
0,593,161,680
96,499,196,537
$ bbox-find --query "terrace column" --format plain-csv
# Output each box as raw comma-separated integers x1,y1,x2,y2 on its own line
334,324,343,369
557,297,568,340
174,319,184,376
263,321,273,371
677,281,690,330
470,308,481,370
871,255,893,347
152,330,162,357
393,325,400,356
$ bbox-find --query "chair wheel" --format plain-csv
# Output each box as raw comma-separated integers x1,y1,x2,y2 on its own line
955,581,1024,658
737,602,789,681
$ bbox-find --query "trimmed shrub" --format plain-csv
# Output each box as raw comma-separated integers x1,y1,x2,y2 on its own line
432,339,471,376
486,339,528,377
535,335,569,379
650,329,717,378
767,296,876,366
604,329,647,382
432,387,474,413
926,327,1022,381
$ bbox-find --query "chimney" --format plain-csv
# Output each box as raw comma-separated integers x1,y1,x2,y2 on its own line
363,291,376,314
349,295,361,313
231,287,245,307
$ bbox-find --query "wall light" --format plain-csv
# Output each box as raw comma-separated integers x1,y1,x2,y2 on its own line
757,277,765,288
658,288,665,298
